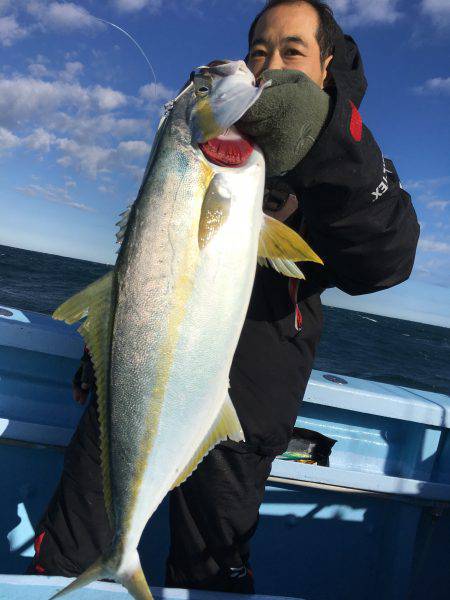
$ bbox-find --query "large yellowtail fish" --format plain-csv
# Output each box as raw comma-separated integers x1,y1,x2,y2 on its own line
50,60,323,600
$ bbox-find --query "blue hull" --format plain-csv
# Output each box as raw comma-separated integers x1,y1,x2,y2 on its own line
1,305,450,600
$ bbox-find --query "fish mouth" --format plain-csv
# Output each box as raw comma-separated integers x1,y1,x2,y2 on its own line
198,127,254,168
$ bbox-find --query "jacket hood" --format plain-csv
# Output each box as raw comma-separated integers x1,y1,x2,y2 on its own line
328,32,367,109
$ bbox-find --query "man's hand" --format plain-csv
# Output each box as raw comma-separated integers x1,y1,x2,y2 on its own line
72,382,90,406
72,347,94,406
263,177,299,222
237,69,330,177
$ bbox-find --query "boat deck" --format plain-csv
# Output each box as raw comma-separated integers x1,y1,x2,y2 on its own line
2,306,450,600
0,576,301,600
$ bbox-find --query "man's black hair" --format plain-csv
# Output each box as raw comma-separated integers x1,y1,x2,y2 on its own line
247,0,341,64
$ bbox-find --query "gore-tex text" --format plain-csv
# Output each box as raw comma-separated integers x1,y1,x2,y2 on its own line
372,157,391,202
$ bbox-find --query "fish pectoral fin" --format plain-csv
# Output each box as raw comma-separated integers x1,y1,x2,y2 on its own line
53,271,115,525
258,214,323,279
198,173,232,249
171,395,244,490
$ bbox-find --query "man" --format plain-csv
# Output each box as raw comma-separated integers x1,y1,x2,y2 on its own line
28,0,419,595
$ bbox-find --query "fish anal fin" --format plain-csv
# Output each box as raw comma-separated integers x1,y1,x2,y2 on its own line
198,173,231,249
258,214,323,279
53,271,115,524
171,395,244,490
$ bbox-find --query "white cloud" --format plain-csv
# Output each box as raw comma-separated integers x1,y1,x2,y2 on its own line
139,82,174,105
0,1,109,47
65,177,77,188
59,61,84,82
0,125,56,153
328,0,402,27
28,62,52,78
427,200,450,211
0,76,91,127
0,75,131,130
56,137,149,178
51,112,147,142
25,127,56,152
0,65,163,180
112,0,162,13
57,155,72,167
114,0,149,10
406,176,450,190
92,85,127,111
16,182,94,211
414,77,450,95
0,15,28,46
27,1,101,31
419,237,450,254
0,126,20,149
27,56,83,81
50,112,147,142
421,0,450,27
0,0,12,15
118,140,150,156
405,177,450,209
56,137,114,177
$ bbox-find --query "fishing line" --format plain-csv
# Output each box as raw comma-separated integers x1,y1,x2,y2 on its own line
94,17,158,101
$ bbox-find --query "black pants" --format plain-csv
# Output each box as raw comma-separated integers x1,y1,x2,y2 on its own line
28,398,274,594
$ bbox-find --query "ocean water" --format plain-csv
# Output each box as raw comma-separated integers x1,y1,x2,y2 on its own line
1,244,449,397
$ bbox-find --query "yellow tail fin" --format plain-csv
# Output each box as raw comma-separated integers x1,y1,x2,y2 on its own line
49,550,153,600
49,558,104,598
121,565,154,600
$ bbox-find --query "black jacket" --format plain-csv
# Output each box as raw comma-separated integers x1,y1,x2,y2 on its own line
226,34,419,456
76,36,419,459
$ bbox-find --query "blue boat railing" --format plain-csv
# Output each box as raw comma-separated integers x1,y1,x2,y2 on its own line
2,305,450,600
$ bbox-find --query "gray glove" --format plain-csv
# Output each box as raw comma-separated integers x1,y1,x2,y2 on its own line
237,69,330,177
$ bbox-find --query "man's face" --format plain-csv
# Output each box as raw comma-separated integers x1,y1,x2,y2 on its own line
247,1,333,88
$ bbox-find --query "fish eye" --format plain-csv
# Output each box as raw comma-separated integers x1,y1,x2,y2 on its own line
195,81,211,98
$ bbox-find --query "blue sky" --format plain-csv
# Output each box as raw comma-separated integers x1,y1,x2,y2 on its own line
0,0,449,325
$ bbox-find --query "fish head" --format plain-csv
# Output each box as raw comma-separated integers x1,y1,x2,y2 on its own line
189,60,269,144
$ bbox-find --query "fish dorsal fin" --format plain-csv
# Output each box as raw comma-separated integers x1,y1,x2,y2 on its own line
114,110,170,248
171,394,244,490
258,214,323,279
53,272,115,524
198,173,231,249
116,205,132,245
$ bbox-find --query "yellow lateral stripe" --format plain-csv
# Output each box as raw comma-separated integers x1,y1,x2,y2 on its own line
125,159,215,527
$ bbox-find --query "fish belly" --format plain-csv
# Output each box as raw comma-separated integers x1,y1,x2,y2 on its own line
123,162,265,553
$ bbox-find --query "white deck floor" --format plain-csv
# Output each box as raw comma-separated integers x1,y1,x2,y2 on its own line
0,576,304,600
